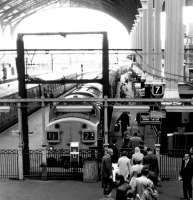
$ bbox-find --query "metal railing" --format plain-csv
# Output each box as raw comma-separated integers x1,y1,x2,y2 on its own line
159,149,186,180
0,147,188,180
0,149,18,179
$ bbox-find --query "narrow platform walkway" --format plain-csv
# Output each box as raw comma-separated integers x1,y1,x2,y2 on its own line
0,180,182,200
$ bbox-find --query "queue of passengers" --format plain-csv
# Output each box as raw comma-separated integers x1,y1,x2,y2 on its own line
100,141,159,200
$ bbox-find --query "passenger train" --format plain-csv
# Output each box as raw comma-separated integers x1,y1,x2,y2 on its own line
46,83,103,150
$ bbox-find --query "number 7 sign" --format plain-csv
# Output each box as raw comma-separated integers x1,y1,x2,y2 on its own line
151,85,163,96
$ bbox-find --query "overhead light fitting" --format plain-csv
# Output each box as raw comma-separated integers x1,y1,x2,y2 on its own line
113,105,150,112
0,106,10,113
56,105,93,112
165,105,193,112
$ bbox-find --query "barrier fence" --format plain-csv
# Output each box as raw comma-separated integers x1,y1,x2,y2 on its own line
0,148,187,180
0,149,18,179
159,149,186,180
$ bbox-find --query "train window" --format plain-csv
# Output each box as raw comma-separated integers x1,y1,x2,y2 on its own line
87,88,100,96
82,124,87,129
47,131,60,143
189,68,193,81
82,130,95,143
55,124,60,129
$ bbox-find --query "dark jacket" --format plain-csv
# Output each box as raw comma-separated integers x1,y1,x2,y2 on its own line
128,136,143,149
116,182,131,200
101,154,112,179
180,159,193,180
109,144,119,163
143,154,159,175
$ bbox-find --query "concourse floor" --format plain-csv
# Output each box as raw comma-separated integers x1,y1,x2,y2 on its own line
0,179,182,200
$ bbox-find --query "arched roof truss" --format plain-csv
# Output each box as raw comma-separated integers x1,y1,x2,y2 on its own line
0,0,141,32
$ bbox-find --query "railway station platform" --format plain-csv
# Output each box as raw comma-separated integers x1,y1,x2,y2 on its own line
0,179,182,200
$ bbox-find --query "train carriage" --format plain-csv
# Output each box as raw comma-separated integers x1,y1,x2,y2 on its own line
46,83,103,150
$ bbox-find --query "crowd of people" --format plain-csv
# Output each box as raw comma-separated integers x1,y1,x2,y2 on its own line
100,137,159,200
100,132,193,200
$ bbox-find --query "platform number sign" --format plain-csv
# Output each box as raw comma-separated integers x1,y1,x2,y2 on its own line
152,85,163,96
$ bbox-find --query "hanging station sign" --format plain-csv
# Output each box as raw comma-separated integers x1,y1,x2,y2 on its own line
139,111,165,124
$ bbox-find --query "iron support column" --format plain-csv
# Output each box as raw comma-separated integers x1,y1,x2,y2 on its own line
17,102,24,180
102,33,109,147
16,34,30,175
102,32,109,97
104,96,108,145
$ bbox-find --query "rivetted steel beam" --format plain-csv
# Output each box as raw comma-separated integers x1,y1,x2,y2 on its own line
25,78,103,84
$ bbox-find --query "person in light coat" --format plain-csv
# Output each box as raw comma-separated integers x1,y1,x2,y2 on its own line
118,151,131,181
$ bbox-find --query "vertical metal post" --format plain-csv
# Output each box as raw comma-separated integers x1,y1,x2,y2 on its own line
41,96,47,147
51,54,54,72
17,102,23,180
102,32,109,147
16,34,30,176
155,143,161,169
104,96,108,145
102,32,109,97
17,102,23,148
41,96,47,180
81,64,83,79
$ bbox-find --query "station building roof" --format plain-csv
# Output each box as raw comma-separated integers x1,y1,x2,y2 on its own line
0,0,141,32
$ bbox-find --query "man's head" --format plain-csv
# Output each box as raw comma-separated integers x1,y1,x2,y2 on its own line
121,150,128,157
115,174,125,186
184,153,190,161
147,147,153,155
107,148,113,156
133,132,137,137
134,147,140,153
141,166,149,176
112,138,117,144
103,186,112,197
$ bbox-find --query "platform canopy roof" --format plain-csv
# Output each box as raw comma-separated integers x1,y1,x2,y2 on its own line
0,0,141,32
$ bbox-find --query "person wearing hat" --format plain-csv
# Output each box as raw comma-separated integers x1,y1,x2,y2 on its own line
131,147,144,165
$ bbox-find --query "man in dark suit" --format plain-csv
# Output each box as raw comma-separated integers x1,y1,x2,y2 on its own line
143,147,159,187
101,148,113,196
179,153,193,200
108,138,119,163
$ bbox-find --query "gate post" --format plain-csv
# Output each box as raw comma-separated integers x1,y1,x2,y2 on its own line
155,143,161,167
18,146,24,180
41,147,47,180
104,96,108,146
155,144,160,158
17,102,24,180
41,97,47,180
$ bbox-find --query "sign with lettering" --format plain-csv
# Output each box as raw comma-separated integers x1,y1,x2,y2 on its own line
139,113,162,124
150,111,166,118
